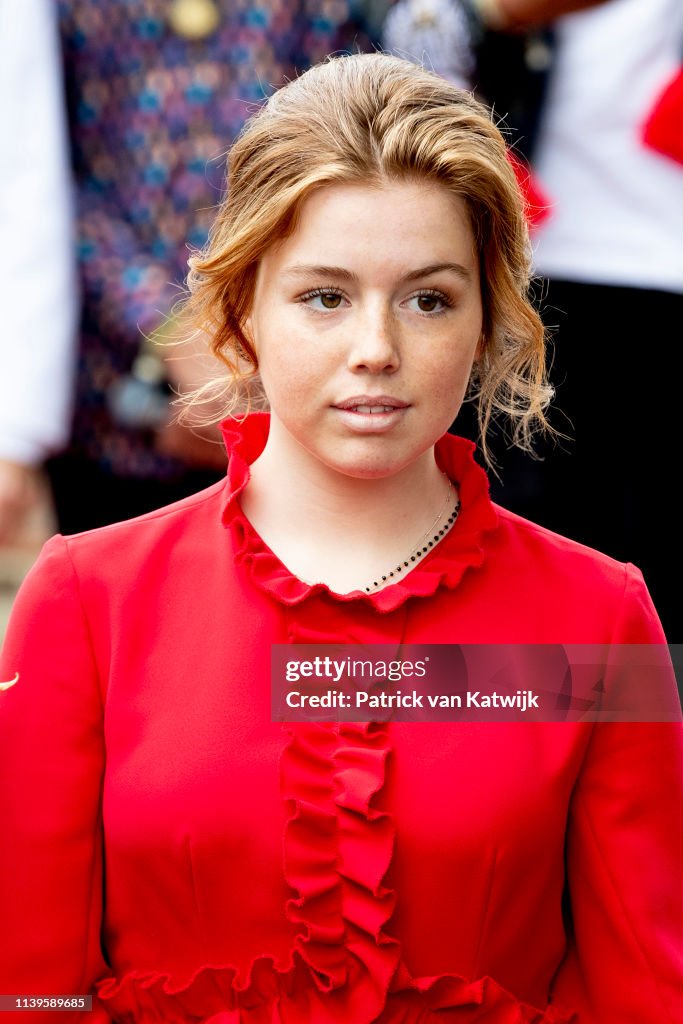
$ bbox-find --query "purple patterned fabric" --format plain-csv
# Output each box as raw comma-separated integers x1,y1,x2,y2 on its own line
57,0,368,477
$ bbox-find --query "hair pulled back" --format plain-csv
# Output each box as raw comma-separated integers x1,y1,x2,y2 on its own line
183,53,552,462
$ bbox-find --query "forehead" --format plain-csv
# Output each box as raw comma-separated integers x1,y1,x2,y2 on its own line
257,179,478,285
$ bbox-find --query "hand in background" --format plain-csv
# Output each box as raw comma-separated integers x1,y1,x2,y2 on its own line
151,318,228,472
155,419,227,471
0,461,41,546
471,0,610,30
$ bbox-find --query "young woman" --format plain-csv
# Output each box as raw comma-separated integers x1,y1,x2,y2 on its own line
1,54,681,1024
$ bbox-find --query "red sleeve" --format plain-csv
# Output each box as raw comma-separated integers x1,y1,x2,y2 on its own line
550,564,683,1022
0,536,112,1021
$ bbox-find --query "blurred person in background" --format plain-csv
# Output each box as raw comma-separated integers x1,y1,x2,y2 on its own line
382,0,608,104
529,0,683,640
3,0,372,539
0,0,77,546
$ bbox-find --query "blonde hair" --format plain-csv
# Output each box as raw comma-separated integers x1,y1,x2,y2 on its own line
182,52,553,464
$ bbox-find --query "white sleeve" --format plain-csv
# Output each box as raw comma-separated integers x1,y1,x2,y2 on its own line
0,0,78,465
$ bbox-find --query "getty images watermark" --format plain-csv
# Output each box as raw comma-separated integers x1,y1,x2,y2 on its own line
271,644,683,723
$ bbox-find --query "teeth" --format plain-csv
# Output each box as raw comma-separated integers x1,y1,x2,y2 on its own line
351,405,396,414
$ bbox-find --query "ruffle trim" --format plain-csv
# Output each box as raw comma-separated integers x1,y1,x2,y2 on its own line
381,966,577,1022
95,958,296,1023
279,720,400,1020
94,964,576,1023
93,962,573,1019
219,414,498,613
95,718,575,1024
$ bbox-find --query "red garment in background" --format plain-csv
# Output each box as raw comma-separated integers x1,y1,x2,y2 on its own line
1,413,682,1023
508,150,552,228
642,66,683,166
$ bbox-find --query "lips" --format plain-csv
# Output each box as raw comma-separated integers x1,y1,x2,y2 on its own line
347,404,398,414
334,396,409,413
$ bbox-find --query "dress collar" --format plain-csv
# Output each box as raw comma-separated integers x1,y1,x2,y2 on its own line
219,412,498,612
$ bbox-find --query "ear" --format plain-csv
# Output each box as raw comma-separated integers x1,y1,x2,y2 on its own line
475,330,485,362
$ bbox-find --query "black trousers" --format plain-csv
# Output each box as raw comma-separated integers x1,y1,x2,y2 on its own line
45,454,223,536
455,280,682,640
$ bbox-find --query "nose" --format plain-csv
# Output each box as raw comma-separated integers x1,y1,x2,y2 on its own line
347,302,400,374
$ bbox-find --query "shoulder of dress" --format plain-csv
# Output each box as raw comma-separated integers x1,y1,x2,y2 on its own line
59,478,228,571
491,502,631,585
485,505,663,641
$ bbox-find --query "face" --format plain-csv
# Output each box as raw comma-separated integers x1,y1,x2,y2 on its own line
246,179,483,480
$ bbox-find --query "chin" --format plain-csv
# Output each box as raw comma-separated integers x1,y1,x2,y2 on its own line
317,443,426,481
334,462,401,481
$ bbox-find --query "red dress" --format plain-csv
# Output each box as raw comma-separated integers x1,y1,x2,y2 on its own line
1,413,682,1023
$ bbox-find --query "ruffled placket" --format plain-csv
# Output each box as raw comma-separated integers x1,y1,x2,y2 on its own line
280,718,400,1022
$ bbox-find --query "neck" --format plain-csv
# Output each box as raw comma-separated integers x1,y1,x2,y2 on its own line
240,417,455,594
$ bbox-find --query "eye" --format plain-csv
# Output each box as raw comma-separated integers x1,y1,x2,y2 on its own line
299,287,347,310
405,289,453,315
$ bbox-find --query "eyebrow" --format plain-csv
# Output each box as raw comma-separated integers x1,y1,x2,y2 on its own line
283,262,473,283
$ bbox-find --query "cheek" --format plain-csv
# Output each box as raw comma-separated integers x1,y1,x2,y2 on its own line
423,342,478,389
257,348,321,420
416,345,479,426
259,326,335,397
